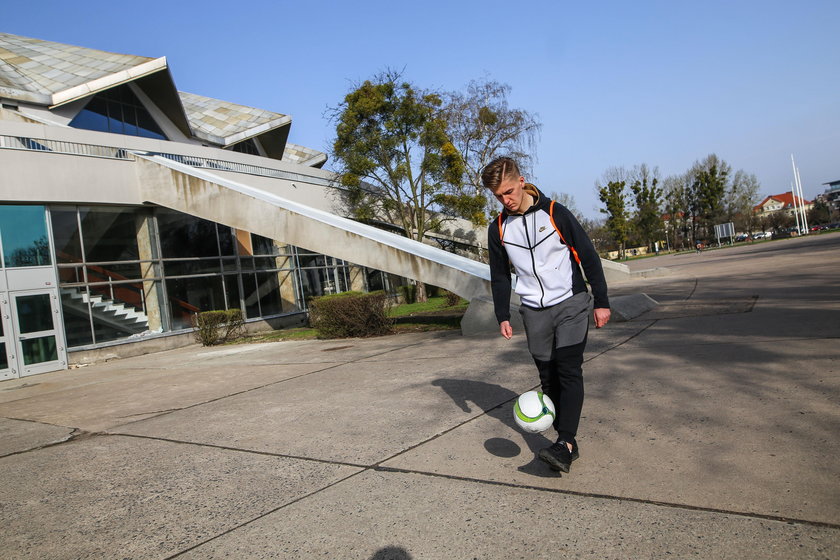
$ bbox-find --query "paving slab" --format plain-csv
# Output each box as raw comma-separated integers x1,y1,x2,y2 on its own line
0,360,339,432
0,434,360,559
0,417,75,457
112,334,542,465
383,335,840,525
176,469,840,559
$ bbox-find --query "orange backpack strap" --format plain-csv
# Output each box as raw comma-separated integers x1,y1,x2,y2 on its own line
497,214,505,245
549,201,581,265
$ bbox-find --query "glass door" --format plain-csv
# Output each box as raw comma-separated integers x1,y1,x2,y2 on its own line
10,290,66,377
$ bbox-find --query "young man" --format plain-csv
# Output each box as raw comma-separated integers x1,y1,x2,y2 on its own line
482,156,611,473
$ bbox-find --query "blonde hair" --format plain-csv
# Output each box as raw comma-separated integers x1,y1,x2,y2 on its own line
481,157,521,189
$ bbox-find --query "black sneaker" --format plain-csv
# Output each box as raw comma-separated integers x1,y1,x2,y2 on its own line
570,439,580,462
539,440,574,473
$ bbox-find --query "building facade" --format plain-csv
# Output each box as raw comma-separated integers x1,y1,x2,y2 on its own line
1,33,480,381
753,192,814,218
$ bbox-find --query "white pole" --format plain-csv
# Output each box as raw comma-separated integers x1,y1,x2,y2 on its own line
790,154,802,234
796,165,809,232
791,182,802,234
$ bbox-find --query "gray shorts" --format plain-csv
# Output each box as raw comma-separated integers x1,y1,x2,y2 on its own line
519,292,591,361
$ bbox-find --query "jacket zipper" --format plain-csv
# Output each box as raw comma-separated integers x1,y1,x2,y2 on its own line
522,212,545,308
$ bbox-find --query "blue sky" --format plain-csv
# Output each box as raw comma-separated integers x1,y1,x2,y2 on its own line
6,0,838,218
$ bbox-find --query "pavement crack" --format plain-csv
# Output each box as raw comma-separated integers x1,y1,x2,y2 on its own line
0,426,88,459
372,465,840,531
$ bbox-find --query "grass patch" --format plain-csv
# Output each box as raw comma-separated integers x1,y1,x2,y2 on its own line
235,295,469,344
235,327,319,344
387,296,468,317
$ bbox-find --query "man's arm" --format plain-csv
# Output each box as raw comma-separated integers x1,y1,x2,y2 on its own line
555,203,610,310
488,218,513,331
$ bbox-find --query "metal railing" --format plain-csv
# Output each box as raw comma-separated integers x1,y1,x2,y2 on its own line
0,135,131,159
0,134,332,186
144,151,332,186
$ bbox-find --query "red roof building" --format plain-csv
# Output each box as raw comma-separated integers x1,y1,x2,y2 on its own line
754,192,813,216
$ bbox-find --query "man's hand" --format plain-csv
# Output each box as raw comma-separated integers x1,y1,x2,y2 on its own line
594,308,611,328
500,320,513,339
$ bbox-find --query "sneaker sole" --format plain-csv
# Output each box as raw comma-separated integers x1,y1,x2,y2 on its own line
538,449,571,473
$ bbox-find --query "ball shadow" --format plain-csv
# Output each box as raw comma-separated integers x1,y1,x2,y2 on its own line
432,378,559,477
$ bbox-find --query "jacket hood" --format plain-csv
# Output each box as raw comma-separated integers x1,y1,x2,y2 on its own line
503,183,544,216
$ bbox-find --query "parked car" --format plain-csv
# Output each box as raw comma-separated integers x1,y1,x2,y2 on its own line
752,231,771,239
735,233,750,242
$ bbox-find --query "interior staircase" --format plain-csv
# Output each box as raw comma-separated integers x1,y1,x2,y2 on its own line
60,287,149,335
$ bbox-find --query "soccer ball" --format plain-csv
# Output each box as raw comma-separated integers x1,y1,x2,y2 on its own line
513,390,556,433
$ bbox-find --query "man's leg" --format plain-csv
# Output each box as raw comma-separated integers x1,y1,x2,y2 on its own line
535,335,587,473
551,334,587,443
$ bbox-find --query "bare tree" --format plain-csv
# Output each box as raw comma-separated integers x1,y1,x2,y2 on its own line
445,79,541,219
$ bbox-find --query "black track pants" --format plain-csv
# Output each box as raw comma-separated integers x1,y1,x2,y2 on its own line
533,334,587,442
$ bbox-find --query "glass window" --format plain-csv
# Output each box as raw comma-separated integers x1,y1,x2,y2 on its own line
0,205,51,268
86,262,143,283
165,276,226,330
163,259,222,277
0,343,7,370
156,210,221,258
230,138,260,155
80,207,143,263
222,274,242,312
254,257,280,271
16,294,55,333
218,227,236,256
251,233,279,256
50,208,83,264
60,287,94,347
256,272,282,316
69,84,167,140
21,336,57,365
241,273,260,318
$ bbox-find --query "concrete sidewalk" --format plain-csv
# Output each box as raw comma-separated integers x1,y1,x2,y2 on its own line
1,234,839,559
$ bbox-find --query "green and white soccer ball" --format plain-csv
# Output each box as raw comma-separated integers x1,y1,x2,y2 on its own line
513,390,556,433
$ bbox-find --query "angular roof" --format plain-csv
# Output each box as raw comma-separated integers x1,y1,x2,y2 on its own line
0,32,166,106
0,33,325,164
178,91,290,147
281,142,327,168
754,192,812,211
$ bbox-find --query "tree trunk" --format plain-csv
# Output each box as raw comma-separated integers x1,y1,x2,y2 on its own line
415,281,428,303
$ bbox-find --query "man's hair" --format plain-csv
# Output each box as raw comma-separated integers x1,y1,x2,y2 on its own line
481,156,521,189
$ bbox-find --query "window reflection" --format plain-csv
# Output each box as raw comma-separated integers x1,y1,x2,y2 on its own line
39,205,368,348
69,84,167,140
0,205,51,268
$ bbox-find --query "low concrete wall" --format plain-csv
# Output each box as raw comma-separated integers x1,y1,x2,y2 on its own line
69,313,306,365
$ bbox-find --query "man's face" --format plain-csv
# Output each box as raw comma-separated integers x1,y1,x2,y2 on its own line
490,176,528,214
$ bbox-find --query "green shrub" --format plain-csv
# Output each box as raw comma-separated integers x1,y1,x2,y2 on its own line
399,284,417,304
444,290,462,307
309,291,393,338
192,308,244,346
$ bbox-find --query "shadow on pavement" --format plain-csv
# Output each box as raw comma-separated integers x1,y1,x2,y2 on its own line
431,378,559,478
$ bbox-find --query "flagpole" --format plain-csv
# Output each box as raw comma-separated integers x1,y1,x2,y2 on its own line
796,164,809,232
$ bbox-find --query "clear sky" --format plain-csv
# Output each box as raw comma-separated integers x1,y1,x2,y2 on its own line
5,0,838,218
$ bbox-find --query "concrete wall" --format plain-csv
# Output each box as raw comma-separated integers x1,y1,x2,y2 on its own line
0,119,480,245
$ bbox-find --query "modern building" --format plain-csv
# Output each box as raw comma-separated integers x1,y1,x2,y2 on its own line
0,33,488,381
817,180,840,217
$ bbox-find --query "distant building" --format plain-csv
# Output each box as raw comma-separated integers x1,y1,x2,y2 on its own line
753,192,813,218
816,180,840,215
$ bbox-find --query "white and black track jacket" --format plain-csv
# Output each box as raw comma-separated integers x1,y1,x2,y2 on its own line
488,185,610,324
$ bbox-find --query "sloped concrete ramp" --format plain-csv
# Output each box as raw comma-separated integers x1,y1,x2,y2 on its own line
134,153,494,301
